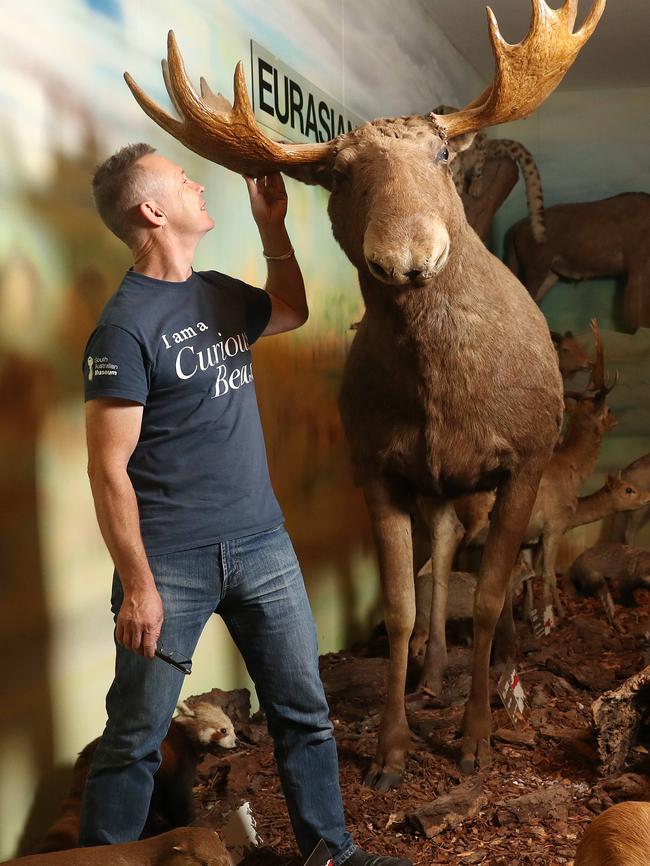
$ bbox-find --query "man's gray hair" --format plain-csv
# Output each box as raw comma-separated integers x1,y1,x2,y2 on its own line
92,143,157,245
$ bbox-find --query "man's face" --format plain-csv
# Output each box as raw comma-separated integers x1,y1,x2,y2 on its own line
137,153,215,237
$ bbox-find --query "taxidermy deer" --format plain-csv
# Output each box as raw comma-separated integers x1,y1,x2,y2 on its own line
454,470,644,570
527,320,617,615
505,193,650,330
567,472,650,530
570,542,650,605
32,701,236,854
435,105,546,242
611,451,650,545
574,801,650,866
125,0,604,785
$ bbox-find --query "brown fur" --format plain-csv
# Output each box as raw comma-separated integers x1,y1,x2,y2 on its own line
4,826,229,866
568,473,650,529
574,801,650,866
570,542,650,605
447,365,617,615
611,451,650,545
550,330,592,380
313,113,563,784
505,193,650,329
31,702,236,853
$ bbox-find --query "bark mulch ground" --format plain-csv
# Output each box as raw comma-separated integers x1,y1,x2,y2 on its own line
191,583,650,866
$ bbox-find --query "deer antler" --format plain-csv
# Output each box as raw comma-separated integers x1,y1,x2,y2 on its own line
124,31,334,176
587,318,618,397
432,0,605,139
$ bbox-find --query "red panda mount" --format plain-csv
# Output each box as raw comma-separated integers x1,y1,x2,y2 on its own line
4,826,230,866
574,801,650,866
175,700,238,749
30,701,237,854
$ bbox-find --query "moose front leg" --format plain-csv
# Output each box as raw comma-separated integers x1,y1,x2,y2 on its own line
460,465,543,774
362,478,415,791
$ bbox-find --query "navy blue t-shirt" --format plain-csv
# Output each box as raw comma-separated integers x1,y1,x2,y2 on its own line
83,268,283,555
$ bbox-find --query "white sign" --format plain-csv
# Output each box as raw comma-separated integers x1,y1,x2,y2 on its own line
250,40,364,144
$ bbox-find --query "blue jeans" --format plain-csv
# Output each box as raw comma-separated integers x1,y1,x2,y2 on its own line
78,525,355,863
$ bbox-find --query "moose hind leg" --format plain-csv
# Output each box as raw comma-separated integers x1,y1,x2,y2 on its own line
418,500,463,695
460,465,543,774
362,479,415,791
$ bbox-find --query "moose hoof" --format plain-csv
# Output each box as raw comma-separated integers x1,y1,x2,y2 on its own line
363,766,404,790
459,735,492,775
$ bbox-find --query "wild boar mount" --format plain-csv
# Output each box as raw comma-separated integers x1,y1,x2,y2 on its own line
125,0,605,788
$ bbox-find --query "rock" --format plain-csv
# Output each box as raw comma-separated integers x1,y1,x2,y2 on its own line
495,784,572,826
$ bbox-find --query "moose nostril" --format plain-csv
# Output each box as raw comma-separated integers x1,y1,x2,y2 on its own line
368,260,389,279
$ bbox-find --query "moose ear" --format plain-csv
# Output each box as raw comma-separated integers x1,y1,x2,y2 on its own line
283,163,334,191
447,131,478,156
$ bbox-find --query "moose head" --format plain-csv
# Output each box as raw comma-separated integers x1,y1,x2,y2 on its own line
124,1,605,295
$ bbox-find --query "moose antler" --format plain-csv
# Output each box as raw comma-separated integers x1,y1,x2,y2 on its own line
125,2,604,175
124,31,334,176
432,0,606,140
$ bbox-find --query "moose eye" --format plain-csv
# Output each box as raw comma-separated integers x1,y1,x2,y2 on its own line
332,168,348,186
436,146,449,164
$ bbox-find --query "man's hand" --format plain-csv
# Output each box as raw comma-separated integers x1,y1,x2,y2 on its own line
115,584,164,659
243,173,288,229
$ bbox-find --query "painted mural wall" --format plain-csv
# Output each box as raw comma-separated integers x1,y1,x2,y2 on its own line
0,0,484,856
487,86,650,565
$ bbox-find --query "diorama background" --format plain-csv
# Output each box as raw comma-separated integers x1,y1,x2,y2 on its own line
0,0,647,857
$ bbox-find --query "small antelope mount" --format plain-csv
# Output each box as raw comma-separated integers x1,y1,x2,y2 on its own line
570,542,650,605
505,193,650,331
125,0,605,786
611,451,650,545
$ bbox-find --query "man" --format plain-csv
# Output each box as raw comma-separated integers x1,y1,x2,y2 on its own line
80,142,411,866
